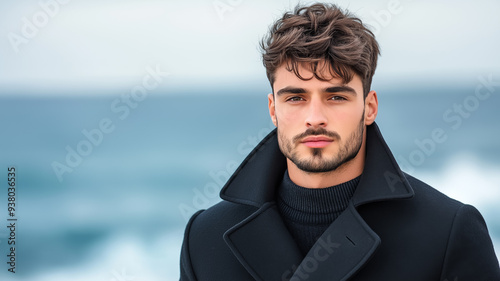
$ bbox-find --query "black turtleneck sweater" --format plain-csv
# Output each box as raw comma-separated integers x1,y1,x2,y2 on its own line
276,170,360,255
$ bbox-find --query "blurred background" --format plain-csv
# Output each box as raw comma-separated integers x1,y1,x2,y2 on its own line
0,0,499,280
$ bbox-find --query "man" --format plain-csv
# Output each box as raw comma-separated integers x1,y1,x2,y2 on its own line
179,3,500,280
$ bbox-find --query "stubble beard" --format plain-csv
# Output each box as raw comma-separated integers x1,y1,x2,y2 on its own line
277,113,365,174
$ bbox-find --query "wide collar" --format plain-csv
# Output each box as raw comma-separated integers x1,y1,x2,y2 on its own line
220,122,414,281
220,122,414,207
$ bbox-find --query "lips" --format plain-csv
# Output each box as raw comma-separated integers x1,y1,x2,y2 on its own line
300,136,334,148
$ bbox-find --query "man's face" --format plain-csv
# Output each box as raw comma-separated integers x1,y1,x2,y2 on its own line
268,62,371,174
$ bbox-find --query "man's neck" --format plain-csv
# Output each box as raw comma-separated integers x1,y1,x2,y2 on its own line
286,145,366,189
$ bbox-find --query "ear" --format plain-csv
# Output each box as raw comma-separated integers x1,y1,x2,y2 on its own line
268,93,277,127
364,90,378,125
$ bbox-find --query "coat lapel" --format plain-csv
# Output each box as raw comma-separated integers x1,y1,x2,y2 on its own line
220,128,287,207
352,123,414,206
224,202,303,281
290,203,380,281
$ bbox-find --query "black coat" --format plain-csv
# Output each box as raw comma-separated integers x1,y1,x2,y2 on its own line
180,123,500,281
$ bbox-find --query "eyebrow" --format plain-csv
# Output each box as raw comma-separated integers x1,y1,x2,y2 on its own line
276,86,357,96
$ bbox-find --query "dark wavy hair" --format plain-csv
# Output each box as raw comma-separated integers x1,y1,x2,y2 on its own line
260,3,380,97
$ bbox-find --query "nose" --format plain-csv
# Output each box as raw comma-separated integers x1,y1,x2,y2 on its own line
304,99,328,128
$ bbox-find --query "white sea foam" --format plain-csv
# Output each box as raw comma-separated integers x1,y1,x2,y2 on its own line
412,152,500,259
0,229,184,281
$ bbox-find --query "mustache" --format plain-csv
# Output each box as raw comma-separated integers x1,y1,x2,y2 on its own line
293,127,340,143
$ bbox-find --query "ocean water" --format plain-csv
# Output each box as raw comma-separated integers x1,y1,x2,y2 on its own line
0,84,498,280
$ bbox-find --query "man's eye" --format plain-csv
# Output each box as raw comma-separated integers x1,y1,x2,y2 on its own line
287,96,304,102
330,96,347,101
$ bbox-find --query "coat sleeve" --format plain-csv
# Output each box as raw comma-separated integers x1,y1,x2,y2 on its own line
180,210,204,281
440,204,500,281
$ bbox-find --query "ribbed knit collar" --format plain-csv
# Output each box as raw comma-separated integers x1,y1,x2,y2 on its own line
277,170,360,225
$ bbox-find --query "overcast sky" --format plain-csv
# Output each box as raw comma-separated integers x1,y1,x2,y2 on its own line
1,0,499,94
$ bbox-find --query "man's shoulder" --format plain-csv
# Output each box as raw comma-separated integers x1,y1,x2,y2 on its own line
403,172,464,212
181,200,260,271
186,200,258,240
